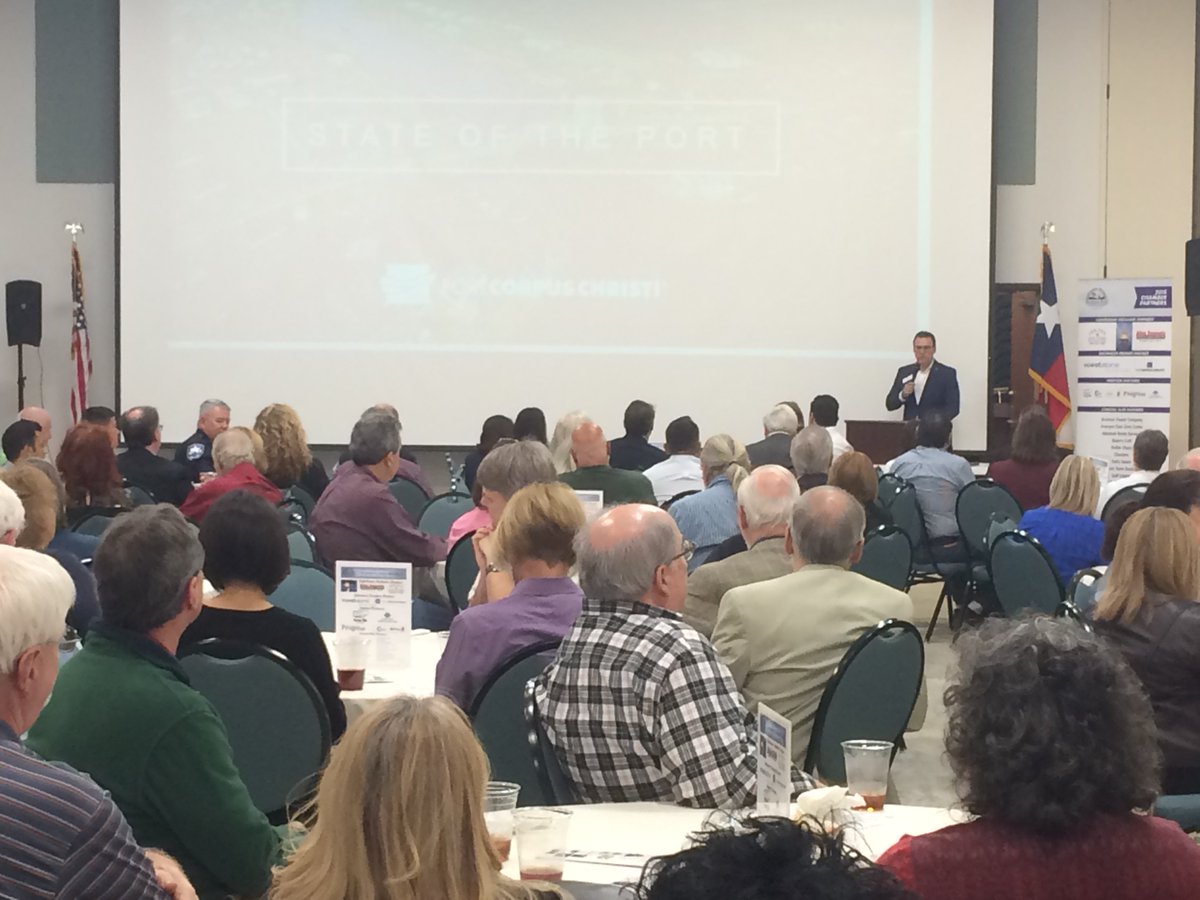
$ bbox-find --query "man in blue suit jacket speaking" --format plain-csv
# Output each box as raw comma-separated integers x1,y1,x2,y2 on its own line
885,331,960,420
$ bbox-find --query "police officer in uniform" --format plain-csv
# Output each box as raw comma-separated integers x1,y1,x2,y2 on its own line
174,399,231,483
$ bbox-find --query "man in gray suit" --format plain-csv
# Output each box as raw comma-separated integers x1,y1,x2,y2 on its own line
682,465,799,638
746,404,799,471
712,486,921,765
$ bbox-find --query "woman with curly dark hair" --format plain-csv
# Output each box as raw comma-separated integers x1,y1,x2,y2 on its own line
878,616,1200,899
56,423,127,526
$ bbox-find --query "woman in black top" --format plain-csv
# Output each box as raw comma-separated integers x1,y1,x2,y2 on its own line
181,490,346,739
463,414,514,491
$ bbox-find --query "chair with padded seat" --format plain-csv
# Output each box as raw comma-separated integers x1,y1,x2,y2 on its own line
285,522,317,564
877,472,904,508
524,680,579,805
955,479,1023,608
1055,599,1093,633
803,619,925,784
662,489,699,511
445,531,479,612
389,477,431,524
890,482,964,640
70,509,123,537
1066,567,1105,617
418,492,473,539
851,526,912,592
988,530,1064,617
123,481,157,507
470,641,560,805
1155,795,1200,831
179,639,331,823
1101,483,1149,522
268,560,335,631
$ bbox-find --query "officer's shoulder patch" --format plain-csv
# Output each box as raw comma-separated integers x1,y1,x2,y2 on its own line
185,443,205,461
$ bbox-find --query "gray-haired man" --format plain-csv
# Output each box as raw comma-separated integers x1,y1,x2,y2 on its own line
174,399,231,482
534,503,816,807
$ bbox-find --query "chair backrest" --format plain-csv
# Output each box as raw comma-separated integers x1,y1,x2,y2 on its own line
877,473,904,507
886,482,927,557
1155,794,1200,832
388,477,431,524
277,496,308,527
71,509,122,536
1067,567,1104,614
417,492,473,539
179,639,331,818
851,526,913,591
988,530,1064,617
285,522,316,564
470,642,560,805
123,481,157,507
268,560,335,631
803,619,924,783
1101,483,1149,522
280,485,316,523
662,489,699,510
1056,599,1094,633
445,531,479,611
956,479,1023,561
523,680,579,805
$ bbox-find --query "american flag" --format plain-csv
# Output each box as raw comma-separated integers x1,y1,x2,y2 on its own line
69,243,92,424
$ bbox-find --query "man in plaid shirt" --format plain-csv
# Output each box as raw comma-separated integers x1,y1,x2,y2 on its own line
534,503,816,808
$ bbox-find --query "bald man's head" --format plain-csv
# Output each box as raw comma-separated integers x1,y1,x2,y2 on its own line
1180,448,1200,471
787,485,865,568
571,422,609,468
737,464,801,541
18,407,51,455
576,503,686,610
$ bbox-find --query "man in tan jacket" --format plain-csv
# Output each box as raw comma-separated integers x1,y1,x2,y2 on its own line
712,486,920,766
682,465,798,638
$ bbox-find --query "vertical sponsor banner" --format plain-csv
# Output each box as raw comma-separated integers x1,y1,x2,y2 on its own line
1075,279,1172,479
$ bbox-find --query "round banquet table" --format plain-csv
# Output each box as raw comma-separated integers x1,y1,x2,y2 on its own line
323,630,447,724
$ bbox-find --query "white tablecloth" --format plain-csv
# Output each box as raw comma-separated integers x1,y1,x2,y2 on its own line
497,802,964,885
322,630,447,723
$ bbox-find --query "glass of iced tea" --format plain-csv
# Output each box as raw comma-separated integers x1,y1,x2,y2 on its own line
514,808,572,882
842,740,894,812
333,634,370,691
484,782,521,862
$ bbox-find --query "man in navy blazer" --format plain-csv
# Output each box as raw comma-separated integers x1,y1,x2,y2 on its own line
885,331,960,420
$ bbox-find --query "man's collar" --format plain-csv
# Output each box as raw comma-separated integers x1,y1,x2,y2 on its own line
583,596,679,620
749,534,787,550
0,720,19,744
86,621,190,683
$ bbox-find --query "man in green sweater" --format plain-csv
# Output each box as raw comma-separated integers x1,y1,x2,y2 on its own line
28,505,285,899
559,422,657,506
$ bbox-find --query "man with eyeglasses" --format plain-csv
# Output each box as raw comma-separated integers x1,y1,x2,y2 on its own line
534,504,817,808
28,505,288,899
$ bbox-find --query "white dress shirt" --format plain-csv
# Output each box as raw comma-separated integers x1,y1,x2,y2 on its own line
643,454,704,504
913,365,932,404
1095,468,1158,516
826,426,854,461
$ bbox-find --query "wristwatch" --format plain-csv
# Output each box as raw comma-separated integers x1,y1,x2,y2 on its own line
485,563,504,574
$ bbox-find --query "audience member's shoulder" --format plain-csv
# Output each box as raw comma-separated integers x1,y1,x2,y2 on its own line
3,742,110,822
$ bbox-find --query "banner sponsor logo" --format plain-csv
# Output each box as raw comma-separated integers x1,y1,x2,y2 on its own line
1134,285,1172,309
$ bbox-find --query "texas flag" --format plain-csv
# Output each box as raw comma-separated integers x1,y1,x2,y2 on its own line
1029,243,1071,432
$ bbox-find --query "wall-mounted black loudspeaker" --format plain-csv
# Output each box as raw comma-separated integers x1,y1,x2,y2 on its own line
5,280,42,347
1186,239,1200,316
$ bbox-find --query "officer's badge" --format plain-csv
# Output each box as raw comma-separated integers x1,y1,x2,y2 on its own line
186,443,205,461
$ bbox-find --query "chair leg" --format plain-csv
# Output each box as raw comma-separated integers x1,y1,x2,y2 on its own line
925,584,948,642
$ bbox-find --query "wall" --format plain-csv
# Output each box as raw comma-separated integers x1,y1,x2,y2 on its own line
0,1,117,446
995,0,1196,458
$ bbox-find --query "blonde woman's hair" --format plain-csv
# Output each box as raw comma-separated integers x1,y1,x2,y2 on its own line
1048,455,1100,516
700,434,750,492
271,696,560,900
0,464,59,549
550,410,591,474
254,404,313,487
1094,507,1200,625
493,482,586,569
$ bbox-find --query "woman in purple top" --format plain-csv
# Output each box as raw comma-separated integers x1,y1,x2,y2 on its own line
435,482,585,711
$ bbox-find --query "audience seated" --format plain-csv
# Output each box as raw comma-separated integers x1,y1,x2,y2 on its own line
23,457,99,562
1092,508,1200,794
829,450,893,534
310,410,447,569
180,491,346,740
0,467,99,635
550,409,591,474
746,403,799,471
0,544,197,900
436,482,585,710
18,406,53,460
643,415,704,504
335,404,432,492
559,422,657,506
636,817,916,900
1018,455,1104,585
82,405,120,449
271,695,564,900
57,423,128,525
463,414,515,491
713,486,919,764
682,465,798,638
448,481,493,545
986,406,1061,510
1096,428,1168,515
178,427,282,523
2,419,41,466
513,406,548,443
878,616,1200,899
117,405,194,505
810,394,853,461
1142,469,1200,531
1180,447,1200,471
609,399,669,472
790,423,834,492
534,504,816,807
669,435,750,571
468,440,559,606
174,399,230,483
254,402,330,500
27,505,286,899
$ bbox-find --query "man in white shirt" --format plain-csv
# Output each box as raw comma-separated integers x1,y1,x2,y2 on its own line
1096,429,1168,515
810,395,852,461
644,416,704,504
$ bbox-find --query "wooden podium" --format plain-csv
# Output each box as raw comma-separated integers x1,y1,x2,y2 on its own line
845,420,914,465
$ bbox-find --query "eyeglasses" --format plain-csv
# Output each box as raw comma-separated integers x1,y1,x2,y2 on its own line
664,539,695,567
